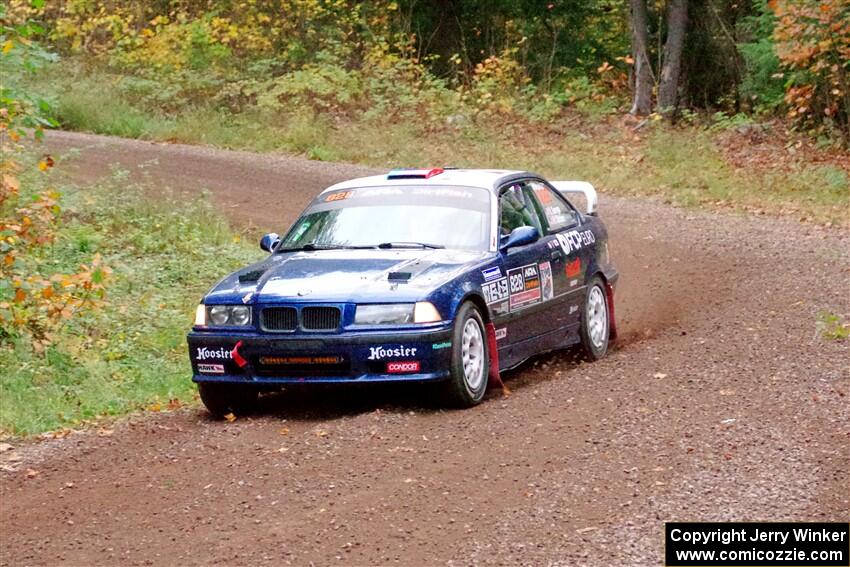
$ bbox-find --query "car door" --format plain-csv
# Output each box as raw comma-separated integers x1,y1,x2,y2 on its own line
496,182,559,352
526,180,588,332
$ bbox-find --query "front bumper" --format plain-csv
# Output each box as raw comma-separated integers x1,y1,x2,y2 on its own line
187,325,454,385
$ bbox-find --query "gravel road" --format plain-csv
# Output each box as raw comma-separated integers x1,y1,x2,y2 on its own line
1,131,848,566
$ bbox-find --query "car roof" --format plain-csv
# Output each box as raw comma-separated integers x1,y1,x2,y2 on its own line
321,169,537,194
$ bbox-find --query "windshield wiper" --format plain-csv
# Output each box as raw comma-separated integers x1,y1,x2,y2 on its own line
278,243,342,252
278,243,377,252
376,242,445,249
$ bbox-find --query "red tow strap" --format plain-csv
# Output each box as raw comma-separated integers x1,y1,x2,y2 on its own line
231,340,248,368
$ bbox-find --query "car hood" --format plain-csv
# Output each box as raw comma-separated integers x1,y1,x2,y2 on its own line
204,248,489,304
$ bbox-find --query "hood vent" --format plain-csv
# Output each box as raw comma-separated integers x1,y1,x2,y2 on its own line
238,269,266,283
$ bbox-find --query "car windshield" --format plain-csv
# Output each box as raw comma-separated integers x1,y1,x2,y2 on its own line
279,185,491,251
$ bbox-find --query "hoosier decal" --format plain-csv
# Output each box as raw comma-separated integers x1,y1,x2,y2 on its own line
195,347,232,361
368,345,417,360
508,263,542,311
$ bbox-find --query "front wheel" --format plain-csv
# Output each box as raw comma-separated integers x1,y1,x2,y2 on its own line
198,382,258,418
442,302,489,407
579,276,610,360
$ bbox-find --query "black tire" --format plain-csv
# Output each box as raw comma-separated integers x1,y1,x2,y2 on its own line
198,382,258,418
579,275,610,361
442,302,489,407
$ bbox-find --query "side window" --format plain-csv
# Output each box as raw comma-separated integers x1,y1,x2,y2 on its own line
528,181,577,233
499,183,544,236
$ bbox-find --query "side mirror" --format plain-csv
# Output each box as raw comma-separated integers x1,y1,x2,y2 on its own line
260,232,281,252
500,226,540,252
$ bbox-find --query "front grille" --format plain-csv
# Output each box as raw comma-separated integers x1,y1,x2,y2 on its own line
301,306,341,331
261,307,298,331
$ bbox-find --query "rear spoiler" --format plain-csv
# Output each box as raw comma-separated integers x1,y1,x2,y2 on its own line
550,181,598,215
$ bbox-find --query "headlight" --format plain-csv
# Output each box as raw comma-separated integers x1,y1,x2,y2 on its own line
230,305,251,325
209,305,230,325
205,305,252,326
354,302,442,325
355,304,414,325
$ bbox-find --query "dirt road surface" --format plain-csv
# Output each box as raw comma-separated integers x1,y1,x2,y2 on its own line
2,131,848,566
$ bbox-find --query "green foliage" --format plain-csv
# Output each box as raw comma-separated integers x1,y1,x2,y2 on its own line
738,2,785,113
816,310,850,341
0,169,258,435
0,2,58,138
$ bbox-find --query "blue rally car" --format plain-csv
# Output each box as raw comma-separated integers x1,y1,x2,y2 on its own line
188,168,618,417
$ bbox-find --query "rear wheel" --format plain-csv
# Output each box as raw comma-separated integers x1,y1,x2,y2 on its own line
198,382,258,418
579,276,610,360
443,302,489,407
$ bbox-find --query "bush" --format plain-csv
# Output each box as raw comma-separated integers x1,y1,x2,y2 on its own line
1,170,258,435
771,0,850,141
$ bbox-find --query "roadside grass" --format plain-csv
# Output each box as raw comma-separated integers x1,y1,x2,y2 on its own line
816,311,850,341
30,63,850,226
0,165,258,436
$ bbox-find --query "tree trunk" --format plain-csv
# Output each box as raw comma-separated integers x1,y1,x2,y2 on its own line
629,0,653,116
657,0,688,116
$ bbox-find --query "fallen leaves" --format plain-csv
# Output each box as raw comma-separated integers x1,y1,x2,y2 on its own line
25,468,40,479
223,413,237,422
0,442,13,452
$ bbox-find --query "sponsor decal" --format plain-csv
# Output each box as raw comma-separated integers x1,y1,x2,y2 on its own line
368,345,417,360
570,279,579,287
412,187,473,199
195,346,233,361
508,263,542,311
495,327,507,341
387,361,421,374
197,363,225,374
544,206,569,226
556,229,596,255
242,292,253,304
432,341,452,350
481,266,502,282
539,261,554,301
534,186,554,204
482,276,510,315
260,356,341,365
325,190,354,202
569,304,579,314
358,187,403,198
565,257,582,278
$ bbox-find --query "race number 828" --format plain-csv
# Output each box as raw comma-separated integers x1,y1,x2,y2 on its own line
509,273,525,293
